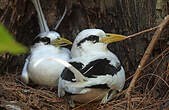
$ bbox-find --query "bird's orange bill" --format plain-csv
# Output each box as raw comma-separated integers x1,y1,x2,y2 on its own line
52,37,72,47
100,33,127,43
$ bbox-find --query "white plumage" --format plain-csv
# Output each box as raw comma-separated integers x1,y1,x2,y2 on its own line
27,41,71,86
58,29,126,105
21,0,71,86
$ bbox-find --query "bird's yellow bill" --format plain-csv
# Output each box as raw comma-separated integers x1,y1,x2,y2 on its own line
100,33,127,43
52,37,72,46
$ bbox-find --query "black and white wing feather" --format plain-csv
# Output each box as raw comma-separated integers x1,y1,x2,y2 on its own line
59,58,125,96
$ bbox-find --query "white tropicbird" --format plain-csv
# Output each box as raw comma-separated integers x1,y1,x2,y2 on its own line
58,29,126,106
21,0,72,86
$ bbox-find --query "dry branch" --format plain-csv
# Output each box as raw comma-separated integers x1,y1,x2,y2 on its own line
125,15,169,110
128,26,159,39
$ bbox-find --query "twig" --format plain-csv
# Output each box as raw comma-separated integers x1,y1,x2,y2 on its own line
166,63,169,81
136,72,169,109
127,26,159,39
143,46,169,70
125,15,169,110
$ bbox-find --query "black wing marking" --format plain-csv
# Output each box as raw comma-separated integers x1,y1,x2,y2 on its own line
61,62,83,82
33,36,50,44
61,59,121,89
82,58,121,78
81,59,121,88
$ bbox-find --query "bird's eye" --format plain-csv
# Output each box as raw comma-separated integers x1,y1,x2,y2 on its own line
41,37,50,44
33,36,50,44
88,35,99,43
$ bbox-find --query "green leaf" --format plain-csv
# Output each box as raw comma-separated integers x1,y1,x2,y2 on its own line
0,23,27,54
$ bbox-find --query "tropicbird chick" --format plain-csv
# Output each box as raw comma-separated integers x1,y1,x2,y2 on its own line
21,0,72,86
58,29,126,105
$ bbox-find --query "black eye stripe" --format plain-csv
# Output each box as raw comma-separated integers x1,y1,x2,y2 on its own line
33,36,50,45
77,35,99,47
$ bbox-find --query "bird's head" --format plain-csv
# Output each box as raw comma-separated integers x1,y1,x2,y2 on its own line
71,29,126,57
33,31,72,47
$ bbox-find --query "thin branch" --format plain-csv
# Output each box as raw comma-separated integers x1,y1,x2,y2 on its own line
127,26,159,39
166,62,169,81
143,46,169,70
110,26,159,43
125,15,169,110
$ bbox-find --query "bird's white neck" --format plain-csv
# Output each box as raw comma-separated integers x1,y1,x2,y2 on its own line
33,42,46,47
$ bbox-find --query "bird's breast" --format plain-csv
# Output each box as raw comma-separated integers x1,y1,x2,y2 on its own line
27,46,71,86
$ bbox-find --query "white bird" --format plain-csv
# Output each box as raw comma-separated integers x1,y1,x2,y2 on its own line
21,0,72,86
58,29,126,106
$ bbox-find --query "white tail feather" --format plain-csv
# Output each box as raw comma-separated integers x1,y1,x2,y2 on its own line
33,58,86,82
54,6,67,30
31,0,49,32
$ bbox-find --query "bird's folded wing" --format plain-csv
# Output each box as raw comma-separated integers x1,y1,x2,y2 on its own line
64,75,111,88
21,56,30,84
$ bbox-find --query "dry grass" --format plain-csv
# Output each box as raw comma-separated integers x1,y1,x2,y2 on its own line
0,72,168,110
